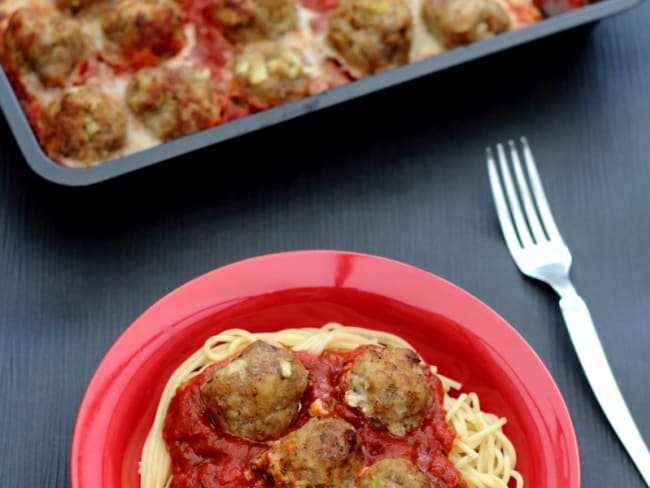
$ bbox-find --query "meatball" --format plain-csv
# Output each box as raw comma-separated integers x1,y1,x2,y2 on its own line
359,458,437,488
257,417,364,487
209,0,297,44
2,7,88,87
200,341,308,441
126,66,219,142
421,0,511,48
101,0,185,66
231,41,316,109
326,0,412,77
40,86,126,164
341,346,433,436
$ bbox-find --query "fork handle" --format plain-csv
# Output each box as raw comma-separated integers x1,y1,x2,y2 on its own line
560,292,650,487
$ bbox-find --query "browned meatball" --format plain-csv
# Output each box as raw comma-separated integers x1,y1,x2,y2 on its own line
200,341,308,441
2,7,88,87
40,86,126,164
126,66,219,142
358,458,437,488
341,347,433,436
101,0,185,66
257,417,364,487
231,41,316,109
421,0,511,48
326,0,412,77
209,0,297,44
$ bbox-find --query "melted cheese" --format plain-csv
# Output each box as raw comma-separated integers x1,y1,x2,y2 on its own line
410,0,444,61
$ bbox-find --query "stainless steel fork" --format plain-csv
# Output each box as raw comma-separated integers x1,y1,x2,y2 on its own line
487,137,650,487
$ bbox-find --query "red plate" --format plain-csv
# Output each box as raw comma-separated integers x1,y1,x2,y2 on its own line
70,250,580,488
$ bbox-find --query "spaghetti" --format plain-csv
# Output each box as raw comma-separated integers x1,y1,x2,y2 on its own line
140,323,522,488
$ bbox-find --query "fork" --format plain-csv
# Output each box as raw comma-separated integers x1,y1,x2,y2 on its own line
486,137,650,487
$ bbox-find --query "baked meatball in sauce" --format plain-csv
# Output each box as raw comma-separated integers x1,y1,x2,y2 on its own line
231,41,316,109
256,417,364,487
359,458,438,488
341,346,433,436
101,0,186,67
126,66,219,142
421,0,511,48
326,0,412,77
209,0,298,44
40,85,126,164
200,340,308,442
2,6,88,87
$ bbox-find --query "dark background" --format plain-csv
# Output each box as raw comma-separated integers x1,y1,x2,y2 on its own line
1,1,649,486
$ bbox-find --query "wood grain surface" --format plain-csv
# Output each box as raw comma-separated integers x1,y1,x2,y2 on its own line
1,2,649,486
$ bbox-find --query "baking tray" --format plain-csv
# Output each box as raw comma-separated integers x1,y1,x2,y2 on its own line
0,0,641,186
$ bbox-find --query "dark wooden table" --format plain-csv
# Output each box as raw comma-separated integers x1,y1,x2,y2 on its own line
1,2,649,486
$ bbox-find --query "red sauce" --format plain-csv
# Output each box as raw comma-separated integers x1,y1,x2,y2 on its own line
299,0,339,11
163,347,466,488
534,0,587,13
5,72,46,143
322,59,355,87
186,0,234,70
220,98,253,123
507,1,543,26
71,58,104,86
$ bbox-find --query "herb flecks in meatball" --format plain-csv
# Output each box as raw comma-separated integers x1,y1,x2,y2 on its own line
359,458,438,488
102,0,186,67
200,340,308,442
232,41,316,109
341,346,433,436
126,66,219,142
40,86,126,164
2,6,88,87
326,0,412,77
421,0,511,48
257,417,364,487
209,0,297,44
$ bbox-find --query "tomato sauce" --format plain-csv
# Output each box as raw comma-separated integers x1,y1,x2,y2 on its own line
299,0,339,11
507,1,543,26
535,0,587,13
163,347,466,488
185,0,234,70
220,98,253,123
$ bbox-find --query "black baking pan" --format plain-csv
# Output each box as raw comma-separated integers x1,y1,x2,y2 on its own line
0,0,642,186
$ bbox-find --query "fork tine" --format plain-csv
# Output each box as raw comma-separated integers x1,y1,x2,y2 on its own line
520,137,563,241
508,140,547,244
486,148,523,255
495,143,534,248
